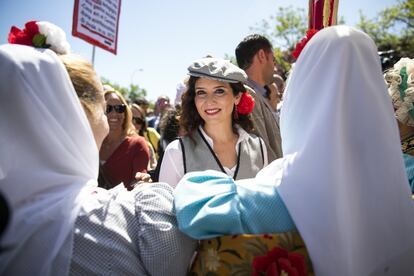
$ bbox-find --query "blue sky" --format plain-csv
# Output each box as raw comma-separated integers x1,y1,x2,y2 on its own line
0,0,398,102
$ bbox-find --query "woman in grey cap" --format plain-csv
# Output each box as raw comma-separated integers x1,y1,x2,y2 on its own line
159,57,268,187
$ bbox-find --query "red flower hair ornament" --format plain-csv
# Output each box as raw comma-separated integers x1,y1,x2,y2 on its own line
292,29,319,59
236,92,255,115
8,20,70,55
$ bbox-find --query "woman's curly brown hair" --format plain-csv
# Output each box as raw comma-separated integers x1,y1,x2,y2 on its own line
180,76,254,138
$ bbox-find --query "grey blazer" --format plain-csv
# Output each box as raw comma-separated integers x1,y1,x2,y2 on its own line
246,85,283,162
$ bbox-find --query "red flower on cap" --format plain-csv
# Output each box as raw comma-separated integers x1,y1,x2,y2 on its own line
237,92,255,115
292,29,319,59
8,21,41,47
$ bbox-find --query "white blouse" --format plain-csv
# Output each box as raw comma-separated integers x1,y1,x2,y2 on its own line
159,126,268,188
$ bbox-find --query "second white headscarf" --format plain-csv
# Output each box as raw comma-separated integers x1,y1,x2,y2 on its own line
274,25,414,275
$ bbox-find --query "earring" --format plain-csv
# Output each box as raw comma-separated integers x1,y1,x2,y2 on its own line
233,104,239,120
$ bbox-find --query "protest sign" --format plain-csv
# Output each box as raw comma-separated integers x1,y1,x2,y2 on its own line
72,0,121,54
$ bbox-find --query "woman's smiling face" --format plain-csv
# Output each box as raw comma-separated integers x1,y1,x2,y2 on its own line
105,92,125,131
194,78,241,126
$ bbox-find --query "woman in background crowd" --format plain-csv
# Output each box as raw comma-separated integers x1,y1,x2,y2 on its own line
131,103,159,170
149,108,184,182
158,108,184,157
100,88,150,190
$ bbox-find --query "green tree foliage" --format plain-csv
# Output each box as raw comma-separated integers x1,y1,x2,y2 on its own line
249,6,346,78
128,84,148,103
251,6,308,51
357,0,414,69
221,6,308,78
246,1,413,76
249,6,308,78
101,77,147,103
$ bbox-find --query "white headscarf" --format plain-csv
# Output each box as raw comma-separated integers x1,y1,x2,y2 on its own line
261,26,414,275
0,44,98,275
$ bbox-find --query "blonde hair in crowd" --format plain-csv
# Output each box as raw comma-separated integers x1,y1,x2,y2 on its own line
58,54,103,125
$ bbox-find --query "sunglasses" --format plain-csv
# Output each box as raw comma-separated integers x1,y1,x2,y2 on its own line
132,117,145,125
106,104,126,114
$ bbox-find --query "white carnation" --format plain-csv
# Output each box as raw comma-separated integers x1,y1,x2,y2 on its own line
37,21,70,55
394,58,414,75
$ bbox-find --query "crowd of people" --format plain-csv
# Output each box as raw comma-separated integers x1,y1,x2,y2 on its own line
1,20,414,276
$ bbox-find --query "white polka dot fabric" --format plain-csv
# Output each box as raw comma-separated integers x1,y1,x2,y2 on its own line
69,183,197,275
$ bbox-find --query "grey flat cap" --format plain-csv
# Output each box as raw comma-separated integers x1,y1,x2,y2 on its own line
188,57,247,83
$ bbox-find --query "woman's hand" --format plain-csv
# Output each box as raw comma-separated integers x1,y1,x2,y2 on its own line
130,172,153,190
135,172,153,183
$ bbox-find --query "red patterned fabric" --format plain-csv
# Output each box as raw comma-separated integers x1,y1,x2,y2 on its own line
308,0,339,30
